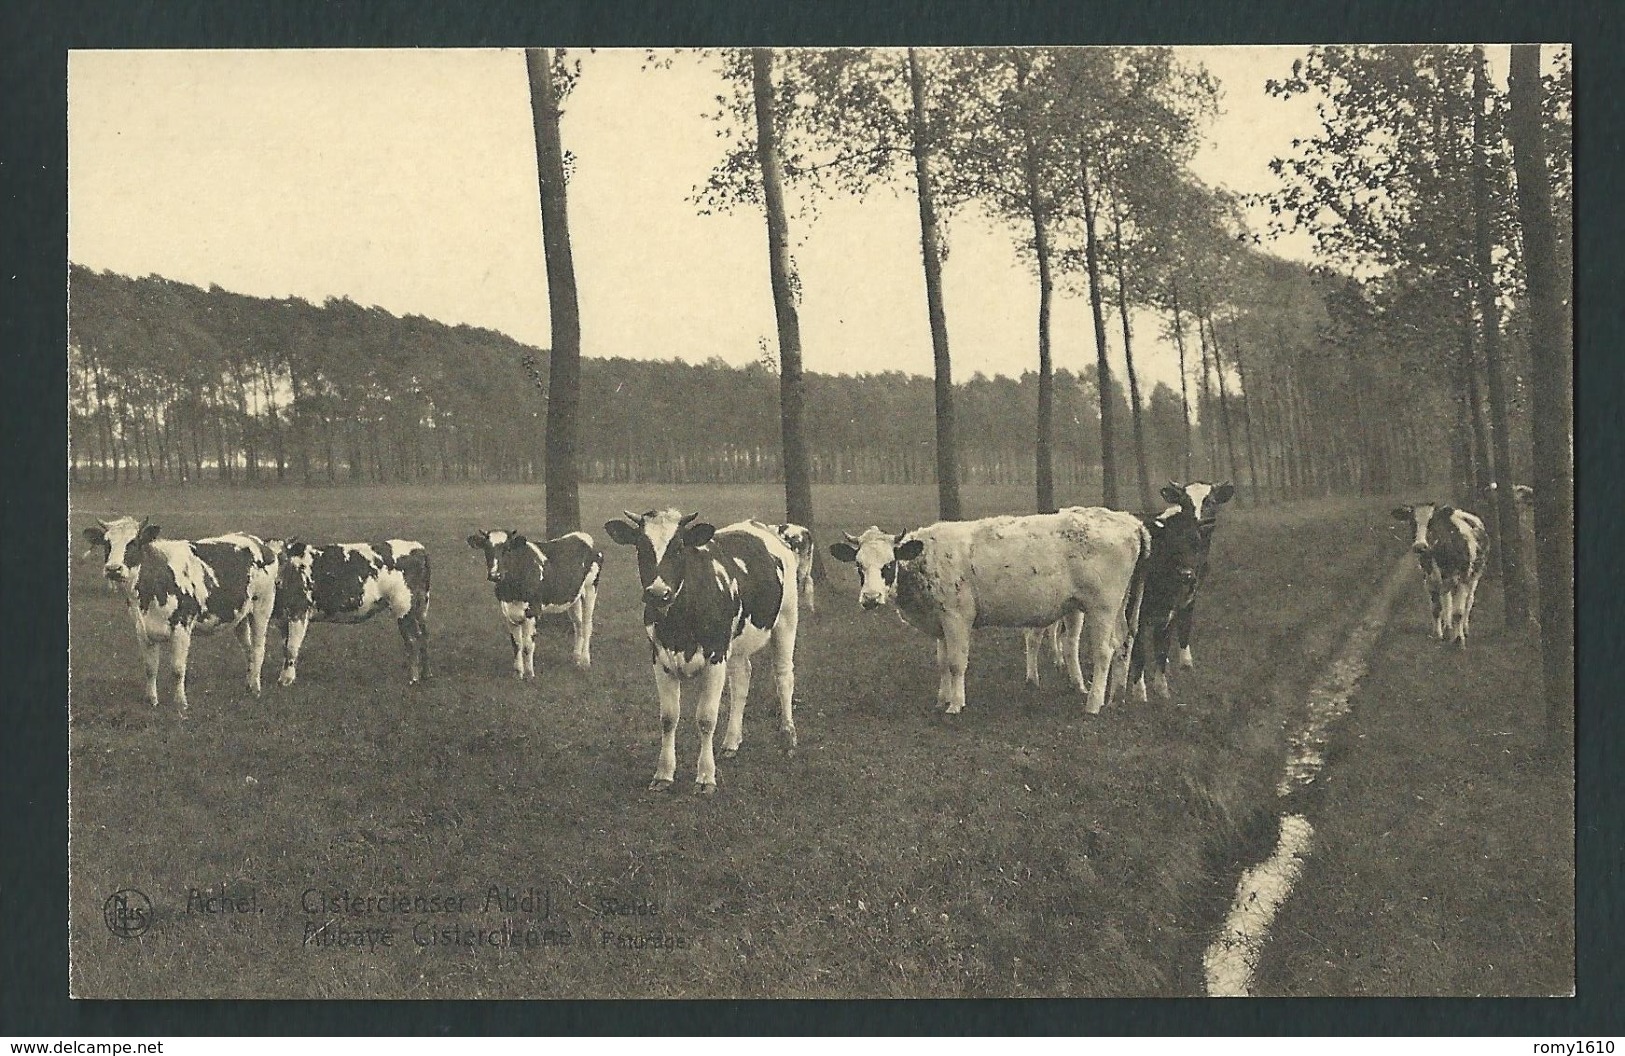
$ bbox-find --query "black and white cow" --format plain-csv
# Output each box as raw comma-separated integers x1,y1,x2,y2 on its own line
267,539,432,685
466,528,602,678
831,508,1150,716
768,522,817,613
604,509,801,794
1158,480,1233,671
1126,509,1211,703
1391,503,1491,647
81,517,279,714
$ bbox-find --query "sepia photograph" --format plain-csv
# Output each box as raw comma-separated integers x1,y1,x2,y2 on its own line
66,44,1574,1000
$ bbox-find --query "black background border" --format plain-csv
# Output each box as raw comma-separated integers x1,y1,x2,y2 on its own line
4,0,1620,1036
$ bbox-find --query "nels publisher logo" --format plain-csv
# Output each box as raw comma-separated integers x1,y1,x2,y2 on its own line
103,888,152,938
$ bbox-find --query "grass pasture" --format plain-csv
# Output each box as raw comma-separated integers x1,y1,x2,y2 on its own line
69,482,1398,998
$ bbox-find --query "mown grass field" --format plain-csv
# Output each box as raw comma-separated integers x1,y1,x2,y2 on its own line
70,482,1402,998
1254,563,1574,997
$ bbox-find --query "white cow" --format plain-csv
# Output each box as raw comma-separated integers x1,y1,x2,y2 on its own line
830,508,1150,716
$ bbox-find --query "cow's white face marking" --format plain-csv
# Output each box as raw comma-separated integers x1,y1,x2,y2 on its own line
639,508,689,601
842,526,916,610
1185,482,1214,518
1405,503,1436,553
95,519,148,584
481,530,510,579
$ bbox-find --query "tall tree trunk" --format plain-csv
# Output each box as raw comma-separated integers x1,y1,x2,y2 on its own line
526,48,584,536
908,48,961,521
1111,210,1153,511
1170,282,1194,482
1227,323,1263,504
1203,301,1243,494
1196,299,1219,478
1508,43,1573,749
1015,54,1056,514
1078,147,1118,508
751,48,821,575
1474,46,1530,625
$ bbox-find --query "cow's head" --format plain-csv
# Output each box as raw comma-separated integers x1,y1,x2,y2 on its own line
1161,480,1234,530
466,528,525,583
1391,503,1438,554
81,516,160,585
1148,513,1206,595
268,537,315,574
828,527,924,611
604,508,714,615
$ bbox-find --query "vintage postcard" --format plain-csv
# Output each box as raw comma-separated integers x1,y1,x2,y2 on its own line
67,45,1573,999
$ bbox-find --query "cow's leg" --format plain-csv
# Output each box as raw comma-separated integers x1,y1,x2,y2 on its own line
772,611,798,753
1128,613,1149,704
1060,613,1087,693
650,666,682,792
693,661,728,794
278,615,310,687
245,593,273,696
397,613,426,684
506,615,527,680
1427,578,1445,639
1080,603,1118,716
802,568,816,614
1461,575,1482,643
169,624,193,715
232,620,259,697
1051,619,1068,671
721,655,751,758
939,615,972,714
1439,581,1459,645
1022,629,1042,687
576,579,597,670
140,634,162,710
934,637,951,706
1174,602,1196,669
522,616,538,680
1452,580,1473,647
1152,618,1174,701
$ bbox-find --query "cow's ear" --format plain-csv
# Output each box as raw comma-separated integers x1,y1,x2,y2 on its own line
895,538,926,562
466,533,487,550
682,522,716,548
136,522,161,546
829,542,858,564
82,526,106,547
1390,507,1412,521
603,520,641,546
1212,482,1235,504
1160,482,1184,504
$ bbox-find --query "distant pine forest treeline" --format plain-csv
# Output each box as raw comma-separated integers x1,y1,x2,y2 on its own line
69,266,1206,490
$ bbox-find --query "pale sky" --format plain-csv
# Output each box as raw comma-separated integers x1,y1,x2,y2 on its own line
69,47,1327,394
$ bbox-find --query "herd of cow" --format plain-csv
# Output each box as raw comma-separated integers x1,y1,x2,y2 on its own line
78,479,1515,793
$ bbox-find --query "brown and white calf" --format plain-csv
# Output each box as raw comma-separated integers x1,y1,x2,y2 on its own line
466,528,602,678
768,522,817,613
1391,503,1490,647
267,539,432,685
832,508,1150,716
605,510,800,794
81,517,279,714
